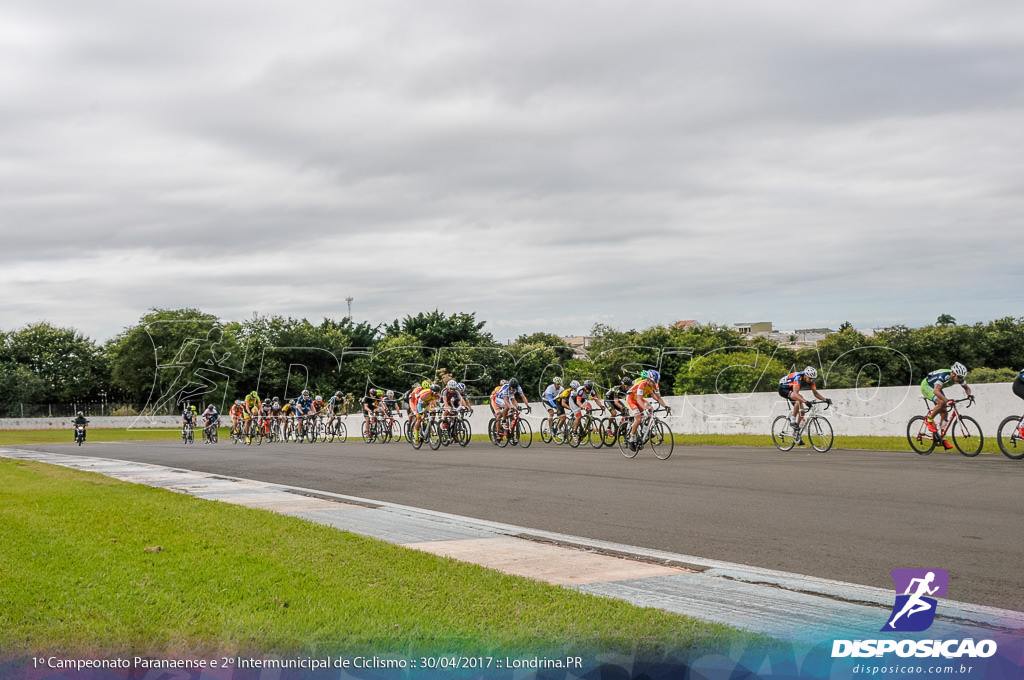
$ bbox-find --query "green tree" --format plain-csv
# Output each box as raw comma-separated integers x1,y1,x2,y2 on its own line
5,322,107,402
383,310,495,348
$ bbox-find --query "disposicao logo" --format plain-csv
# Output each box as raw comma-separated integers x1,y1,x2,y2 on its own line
881,568,949,632
831,568,998,659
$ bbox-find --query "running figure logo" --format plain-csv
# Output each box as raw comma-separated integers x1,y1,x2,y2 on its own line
881,568,949,632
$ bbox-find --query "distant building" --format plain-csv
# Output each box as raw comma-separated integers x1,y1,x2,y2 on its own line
732,322,773,336
560,335,593,359
673,320,697,330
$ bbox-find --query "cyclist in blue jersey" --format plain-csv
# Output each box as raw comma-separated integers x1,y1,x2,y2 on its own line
921,363,972,439
778,367,831,443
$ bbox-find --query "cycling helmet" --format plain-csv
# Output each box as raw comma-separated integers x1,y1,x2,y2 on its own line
508,378,519,389
430,383,441,393
302,389,310,397
250,390,259,398
583,379,594,390
640,370,649,379
209,405,217,411
951,362,967,378
368,389,376,397
804,366,818,380
570,380,581,389
420,380,429,389
457,382,466,391
335,391,342,398
553,376,562,385
500,379,507,385
386,390,394,398
620,375,630,385
234,400,244,406
447,379,457,389
647,369,660,383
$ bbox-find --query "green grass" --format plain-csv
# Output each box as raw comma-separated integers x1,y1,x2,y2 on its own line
0,427,1005,454
0,458,761,658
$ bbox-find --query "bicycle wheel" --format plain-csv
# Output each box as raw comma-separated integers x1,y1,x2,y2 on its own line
617,426,639,458
650,420,674,460
361,421,374,443
771,416,796,452
428,422,442,450
335,420,348,443
906,416,936,455
567,422,582,448
456,419,471,447
539,417,552,443
588,418,603,449
952,415,983,457
552,420,568,445
411,422,424,449
507,419,521,446
517,418,533,448
997,415,1024,460
491,419,509,448
600,418,618,447
806,416,834,453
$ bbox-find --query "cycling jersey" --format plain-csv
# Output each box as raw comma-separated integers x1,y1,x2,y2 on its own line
493,383,525,401
229,404,244,418
556,388,573,402
543,383,561,403
779,372,816,390
361,395,379,411
296,395,314,414
281,404,295,416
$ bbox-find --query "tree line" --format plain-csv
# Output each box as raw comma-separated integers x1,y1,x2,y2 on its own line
1,309,1022,417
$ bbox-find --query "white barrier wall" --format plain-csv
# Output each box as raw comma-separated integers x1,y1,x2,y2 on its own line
1,382,1018,438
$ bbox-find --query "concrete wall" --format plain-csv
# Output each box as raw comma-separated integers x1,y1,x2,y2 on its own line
2,383,1019,438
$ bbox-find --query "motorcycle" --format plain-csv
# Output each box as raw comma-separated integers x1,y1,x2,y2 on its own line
74,423,87,445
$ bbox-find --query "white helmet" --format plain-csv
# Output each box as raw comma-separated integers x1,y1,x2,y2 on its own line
553,376,562,385
951,362,967,378
804,366,818,380
569,380,581,389
447,379,457,389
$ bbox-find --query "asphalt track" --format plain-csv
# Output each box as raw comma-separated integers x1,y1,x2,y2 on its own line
16,438,1024,611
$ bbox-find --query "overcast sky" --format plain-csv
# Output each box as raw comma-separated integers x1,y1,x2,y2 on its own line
2,0,1022,343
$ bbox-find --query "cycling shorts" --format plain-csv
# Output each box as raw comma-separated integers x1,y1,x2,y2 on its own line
778,387,794,400
491,396,507,410
920,379,937,402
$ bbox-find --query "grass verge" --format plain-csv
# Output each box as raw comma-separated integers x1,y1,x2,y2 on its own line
0,458,761,658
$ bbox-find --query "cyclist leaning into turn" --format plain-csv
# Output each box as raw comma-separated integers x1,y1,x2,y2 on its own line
921,363,972,448
778,367,831,444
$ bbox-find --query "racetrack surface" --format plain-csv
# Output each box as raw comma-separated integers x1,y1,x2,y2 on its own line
14,438,1024,611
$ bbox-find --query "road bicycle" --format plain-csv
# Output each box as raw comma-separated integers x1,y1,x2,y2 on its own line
440,407,472,447
488,406,533,448
617,407,674,460
906,397,982,457
203,420,219,444
181,421,194,445
326,414,350,443
600,410,631,447
996,409,1024,460
772,400,833,452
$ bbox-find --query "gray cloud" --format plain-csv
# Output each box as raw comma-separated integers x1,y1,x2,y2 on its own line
2,0,1022,341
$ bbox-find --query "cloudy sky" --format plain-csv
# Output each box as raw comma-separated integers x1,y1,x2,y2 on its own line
3,0,1022,343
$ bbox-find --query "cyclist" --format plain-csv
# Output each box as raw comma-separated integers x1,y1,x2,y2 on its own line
1013,368,1024,438
542,377,564,433
181,402,197,438
326,391,345,417
361,389,381,436
441,379,472,429
603,376,632,427
568,379,602,441
626,369,672,450
243,391,261,442
778,367,831,444
229,400,245,436
201,404,219,441
554,381,578,433
491,378,530,434
269,397,284,438
295,389,314,439
922,363,972,448
415,383,442,442
281,399,297,438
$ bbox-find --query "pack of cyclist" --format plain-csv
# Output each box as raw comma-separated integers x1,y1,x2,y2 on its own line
188,359,1024,453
